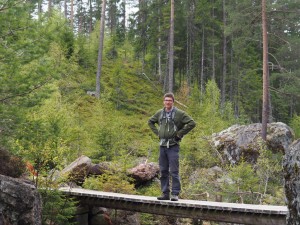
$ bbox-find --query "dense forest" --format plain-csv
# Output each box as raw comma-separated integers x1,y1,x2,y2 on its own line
0,0,299,224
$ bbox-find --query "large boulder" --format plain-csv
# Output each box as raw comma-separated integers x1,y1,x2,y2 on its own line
211,122,294,164
0,174,42,225
60,156,159,187
128,162,159,187
60,156,111,186
283,139,300,225
61,155,92,185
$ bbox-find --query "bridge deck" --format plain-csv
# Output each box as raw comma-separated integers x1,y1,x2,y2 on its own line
60,187,288,225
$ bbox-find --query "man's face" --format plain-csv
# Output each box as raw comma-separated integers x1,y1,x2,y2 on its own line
163,97,174,111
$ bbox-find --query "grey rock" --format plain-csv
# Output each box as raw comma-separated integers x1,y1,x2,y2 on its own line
211,122,294,164
0,175,42,225
128,162,159,186
283,139,300,225
61,155,92,185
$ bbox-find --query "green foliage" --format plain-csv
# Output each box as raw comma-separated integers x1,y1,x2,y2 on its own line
136,181,161,197
0,6,77,153
290,115,300,139
179,158,214,201
1,1,298,215
173,81,239,168
256,142,285,204
83,172,136,194
40,189,77,225
271,71,300,123
220,161,259,203
139,213,162,225
189,80,236,136
14,88,81,184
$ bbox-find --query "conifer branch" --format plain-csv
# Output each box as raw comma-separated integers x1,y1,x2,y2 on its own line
0,78,52,102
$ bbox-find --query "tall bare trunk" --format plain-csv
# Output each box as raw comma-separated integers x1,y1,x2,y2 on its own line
64,0,67,18
261,0,269,140
229,45,234,102
221,0,227,108
200,27,205,95
48,0,52,15
71,0,74,28
37,0,42,20
138,0,146,72
78,15,82,33
89,0,93,33
212,45,215,80
95,0,107,98
211,0,215,81
158,14,162,83
168,0,174,92
108,0,117,34
186,3,193,91
122,0,126,35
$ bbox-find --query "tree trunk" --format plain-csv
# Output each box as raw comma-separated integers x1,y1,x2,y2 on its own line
37,0,42,20
168,0,174,92
261,0,269,140
78,14,82,33
64,0,67,18
108,0,117,34
235,57,241,118
221,0,227,108
211,0,215,81
71,0,74,28
186,23,190,88
48,0,52,15
158,15,162,83
138,0,146,72
122,0,126,35
200,27,205,95
95,0,107,98
229,45,233,102
89,0,93,33
186,1,194,92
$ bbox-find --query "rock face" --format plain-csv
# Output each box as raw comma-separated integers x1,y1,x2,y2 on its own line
211,122,294,164
283,139,300,225
128,162,159,187
61,156,159,187
60,156,112,186
0,174,42,225
61,155,92,185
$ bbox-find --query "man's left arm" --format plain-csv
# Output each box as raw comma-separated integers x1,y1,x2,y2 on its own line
176,113,196,138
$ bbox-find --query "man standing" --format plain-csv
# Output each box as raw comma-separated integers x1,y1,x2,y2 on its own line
148,93,196,201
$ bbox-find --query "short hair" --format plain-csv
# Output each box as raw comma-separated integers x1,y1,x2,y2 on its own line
163,92,175,102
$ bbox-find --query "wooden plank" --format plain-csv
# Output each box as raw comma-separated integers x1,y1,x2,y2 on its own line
59,187,287,225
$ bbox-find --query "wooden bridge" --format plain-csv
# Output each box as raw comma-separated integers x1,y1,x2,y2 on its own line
59,187,288,225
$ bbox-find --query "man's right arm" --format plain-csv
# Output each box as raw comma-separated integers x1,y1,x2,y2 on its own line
148,110,161,136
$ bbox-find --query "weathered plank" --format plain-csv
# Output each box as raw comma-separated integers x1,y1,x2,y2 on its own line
59,187,287,225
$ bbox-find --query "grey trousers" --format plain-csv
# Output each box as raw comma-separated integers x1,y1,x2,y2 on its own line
159,144,180,196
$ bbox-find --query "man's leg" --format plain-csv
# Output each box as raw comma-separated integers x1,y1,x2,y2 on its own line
158,146,170,198
168,144,180,197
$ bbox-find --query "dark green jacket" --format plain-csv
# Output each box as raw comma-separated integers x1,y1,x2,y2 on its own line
148,107,196,147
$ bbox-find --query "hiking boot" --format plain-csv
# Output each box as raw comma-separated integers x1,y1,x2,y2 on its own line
157,194,170,200
171,195,178,201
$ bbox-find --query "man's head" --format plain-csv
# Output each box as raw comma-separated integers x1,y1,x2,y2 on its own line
163,92,174,111
164,93,175,102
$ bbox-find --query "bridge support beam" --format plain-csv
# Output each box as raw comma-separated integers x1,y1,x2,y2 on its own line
60,187,287,225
